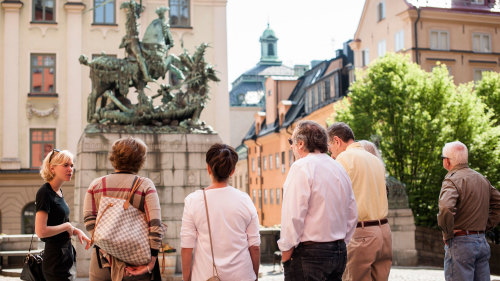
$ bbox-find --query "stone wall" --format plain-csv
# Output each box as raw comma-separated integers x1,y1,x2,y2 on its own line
74,132,221,277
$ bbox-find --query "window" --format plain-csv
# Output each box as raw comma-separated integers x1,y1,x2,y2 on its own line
22,203,36,234
258,157,261,176
269,154,273,170
252,190,256,203
30,129,55,168
270,189,274,204
377,0,385,21
311,88,316,108
276,188,281,204
289,150,293,167
378,40,386,58
258,190,262,208
30,54,56,95
317,84,322,104
32,0,55,22
268,90,271,97
474,69,490,82
169,0,190,27
252,158,255,172
268,43,275,56
395,30,404,52
264,189,268,204
430,30,449,50
94,0,115,24
472,33,491,53
263,156,267,170
334,74,340,97
275,153,280,169
471,0,484,4
281,151,285,173
362,49,370,67
324,80,331,100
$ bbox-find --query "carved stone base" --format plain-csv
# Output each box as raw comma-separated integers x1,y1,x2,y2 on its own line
73,129,221,277
388,208,418,266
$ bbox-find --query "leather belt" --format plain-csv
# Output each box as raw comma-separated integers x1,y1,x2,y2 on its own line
454,230,484,237
300,240,342,246
356,218,388,228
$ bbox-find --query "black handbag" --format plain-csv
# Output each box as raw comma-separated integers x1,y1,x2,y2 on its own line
20,233,46,281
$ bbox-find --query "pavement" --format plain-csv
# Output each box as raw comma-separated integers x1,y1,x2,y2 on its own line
2,264,499,280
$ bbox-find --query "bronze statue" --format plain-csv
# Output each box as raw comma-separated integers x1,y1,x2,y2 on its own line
80,0,218,132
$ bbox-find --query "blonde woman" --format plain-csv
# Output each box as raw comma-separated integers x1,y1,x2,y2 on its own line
35,149,91,281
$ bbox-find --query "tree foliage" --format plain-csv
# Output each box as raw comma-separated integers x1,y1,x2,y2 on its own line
333,53,500,227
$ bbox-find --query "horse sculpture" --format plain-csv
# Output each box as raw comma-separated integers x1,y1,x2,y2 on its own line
80,1,175,123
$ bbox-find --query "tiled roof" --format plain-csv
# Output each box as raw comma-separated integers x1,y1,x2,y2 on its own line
406,0,500,12
243,64,295,76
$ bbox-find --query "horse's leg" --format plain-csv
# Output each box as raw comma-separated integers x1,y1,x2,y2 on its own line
87,88,98,122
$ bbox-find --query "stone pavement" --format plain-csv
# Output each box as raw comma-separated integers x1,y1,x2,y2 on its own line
1,265,499,280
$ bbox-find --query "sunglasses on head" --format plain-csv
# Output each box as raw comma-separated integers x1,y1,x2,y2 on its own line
48,149,61,163
288,138,293,145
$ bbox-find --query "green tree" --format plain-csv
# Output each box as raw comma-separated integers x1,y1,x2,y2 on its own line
334,53,500,227
475,71,500,126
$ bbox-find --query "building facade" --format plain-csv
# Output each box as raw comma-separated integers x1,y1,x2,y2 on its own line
0,0,228,234
228,25,298,148
350,0,500,83
243,43,354,226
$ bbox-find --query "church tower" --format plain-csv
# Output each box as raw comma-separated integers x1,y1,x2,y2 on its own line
259,24,282,65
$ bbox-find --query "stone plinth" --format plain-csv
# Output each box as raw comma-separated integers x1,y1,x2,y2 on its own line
74,131,221,277
387,176,418,266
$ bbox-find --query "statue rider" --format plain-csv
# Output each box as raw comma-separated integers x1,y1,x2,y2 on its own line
119,1,153,82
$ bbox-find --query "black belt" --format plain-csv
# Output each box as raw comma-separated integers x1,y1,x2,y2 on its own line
356,218,388,228
300,240,343,246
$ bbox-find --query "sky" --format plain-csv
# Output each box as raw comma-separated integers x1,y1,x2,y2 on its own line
226,0,366,89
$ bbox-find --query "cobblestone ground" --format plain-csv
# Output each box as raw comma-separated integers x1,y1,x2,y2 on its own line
257,264,500,281
1,265,499,280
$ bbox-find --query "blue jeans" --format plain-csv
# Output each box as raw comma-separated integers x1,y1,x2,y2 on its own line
283,241,347,281
444,233,491,281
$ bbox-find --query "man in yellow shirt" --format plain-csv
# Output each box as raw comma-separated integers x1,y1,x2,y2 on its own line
327,122,392,281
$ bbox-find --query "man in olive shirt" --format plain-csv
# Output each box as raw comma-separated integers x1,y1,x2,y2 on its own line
438,141,500,281
327,122,392,281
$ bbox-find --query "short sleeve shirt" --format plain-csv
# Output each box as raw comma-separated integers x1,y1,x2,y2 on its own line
35,183,70,242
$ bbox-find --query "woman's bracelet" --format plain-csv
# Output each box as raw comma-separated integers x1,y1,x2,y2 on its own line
146,264,151,274
71,226,75,236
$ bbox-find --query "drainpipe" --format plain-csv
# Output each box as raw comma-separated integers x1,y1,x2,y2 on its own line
253,139,264,223
414,7,421,64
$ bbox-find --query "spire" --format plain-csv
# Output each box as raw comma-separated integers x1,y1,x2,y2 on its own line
259,24,281,66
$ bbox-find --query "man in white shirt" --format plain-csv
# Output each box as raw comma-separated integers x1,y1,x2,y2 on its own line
278,120,358,281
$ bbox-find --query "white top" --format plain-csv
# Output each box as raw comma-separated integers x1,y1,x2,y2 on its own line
278,153,358,251
181,186,260,281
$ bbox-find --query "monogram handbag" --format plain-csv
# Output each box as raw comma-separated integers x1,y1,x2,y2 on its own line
203,189,221,281
20,233,46,281
91,176,151,265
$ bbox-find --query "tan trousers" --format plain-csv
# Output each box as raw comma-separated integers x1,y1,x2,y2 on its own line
342,223,392,281
89,249,151,281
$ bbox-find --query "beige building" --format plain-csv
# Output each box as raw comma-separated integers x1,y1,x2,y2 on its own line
350,0,500,83
0,0,228,235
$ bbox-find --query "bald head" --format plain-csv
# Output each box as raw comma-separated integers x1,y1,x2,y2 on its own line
442,141,468,169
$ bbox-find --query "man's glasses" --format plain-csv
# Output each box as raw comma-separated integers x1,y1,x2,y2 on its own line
288,138,293,145
48,149,61,163
440,155,449,160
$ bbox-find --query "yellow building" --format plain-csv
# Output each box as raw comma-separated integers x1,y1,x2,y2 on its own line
243,43,354,226
350,0,500,83
0,0,229,234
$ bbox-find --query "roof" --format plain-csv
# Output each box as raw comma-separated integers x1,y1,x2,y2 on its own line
406,0,500,12
230,82,264,106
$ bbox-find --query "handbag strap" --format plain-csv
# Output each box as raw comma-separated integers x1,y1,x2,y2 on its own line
28,232,35,254
203,188,219,278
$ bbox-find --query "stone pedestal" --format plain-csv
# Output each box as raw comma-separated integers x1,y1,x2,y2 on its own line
73,131,221,277
387,176,418,266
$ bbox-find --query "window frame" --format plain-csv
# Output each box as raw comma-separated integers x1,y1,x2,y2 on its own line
30,128,56,168
362,49,370,67
169,0,191,28
276,188,281,205
472,33,491,53
93,0,116,25
378,39,386,58
269,154,273,170
394,29,404,52
430,30,450,51
473,68,491,83
22,202,37,234
30,54,57,96
32,0,56,23
377,0,385,22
